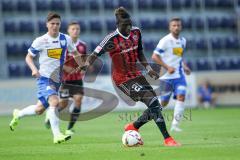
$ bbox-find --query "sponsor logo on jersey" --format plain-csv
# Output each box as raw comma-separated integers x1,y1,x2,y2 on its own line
173,47,183,57
47,48,63,59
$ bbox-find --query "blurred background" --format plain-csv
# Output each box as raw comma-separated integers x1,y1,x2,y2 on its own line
0,0,240,114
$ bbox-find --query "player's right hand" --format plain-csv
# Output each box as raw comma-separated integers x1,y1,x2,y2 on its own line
167,66,175,74
32,70,40,78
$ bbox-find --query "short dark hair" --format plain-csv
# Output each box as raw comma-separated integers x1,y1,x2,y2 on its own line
67,21,80,29
169,17,182,23
46,12,61,22
114,7,130,24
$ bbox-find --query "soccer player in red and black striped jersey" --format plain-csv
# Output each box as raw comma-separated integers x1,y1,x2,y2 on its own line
60,22,87,135
45,22,87,135
82,7,180,146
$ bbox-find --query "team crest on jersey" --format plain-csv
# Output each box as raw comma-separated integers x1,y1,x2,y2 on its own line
60,39,66,46
133,34,138,41
47,48,63,59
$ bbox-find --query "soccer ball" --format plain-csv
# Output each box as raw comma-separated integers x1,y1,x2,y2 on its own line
122,130,143,147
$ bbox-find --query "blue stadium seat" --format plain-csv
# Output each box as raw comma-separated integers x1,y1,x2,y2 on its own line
182,0,193,8
103,0,117,10
140,18,153,30
217,0,234,8
215,58,228,70
229,58,240,70
51,0,65,11
211,37,223,49
153,18,168,30
23,64,32,77
151,0,167,9
196,38,207,50
6,42,20,57
186,39,195,49
207,17,220,29
224,37,239,49
220,17,236,29
182,18,192,29
20,42,31,55
4,21,17,33
36,0,49,11
143,40,155,51
89,0,99,11
170,0,182,10
19,21,34,33
77,20,87,33
196,59,211,71
204,0,217,8
90,41,99,51
106,19,116,31
89,20,102,32
69,0,86,11
59,20,68,33
137,0,150,10
185,60,194,71
17,0,31,12
1,0,15,12
194,17,204,29
38,20,47,33
8,64,21,77
118,0,133,10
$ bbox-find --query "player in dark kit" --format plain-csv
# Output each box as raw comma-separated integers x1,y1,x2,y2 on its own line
82,7,180,146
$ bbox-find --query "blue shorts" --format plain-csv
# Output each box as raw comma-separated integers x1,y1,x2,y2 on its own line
160,76,187,102
37,76,60,108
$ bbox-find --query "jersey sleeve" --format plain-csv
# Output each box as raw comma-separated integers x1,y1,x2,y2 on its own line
153,38,167,56
137,29,143,52
28,38,42,57
66,35,77,53
94,34,114,56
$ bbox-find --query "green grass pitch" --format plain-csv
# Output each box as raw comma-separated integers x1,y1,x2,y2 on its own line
0,108,240,160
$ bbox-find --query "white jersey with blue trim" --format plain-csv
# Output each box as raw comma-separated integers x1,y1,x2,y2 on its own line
28,32,76,82
154,33,186,79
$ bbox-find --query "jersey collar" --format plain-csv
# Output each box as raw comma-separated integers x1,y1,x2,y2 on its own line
116,28,130,39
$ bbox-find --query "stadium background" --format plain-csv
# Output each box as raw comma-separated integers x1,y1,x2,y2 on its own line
0,0,240,112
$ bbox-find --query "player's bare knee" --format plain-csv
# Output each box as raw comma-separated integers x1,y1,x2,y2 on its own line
48,95,59,107
73,95,82,107
35,106,45,115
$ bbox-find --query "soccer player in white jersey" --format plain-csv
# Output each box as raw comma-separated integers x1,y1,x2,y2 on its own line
9,12,84,143
152,17,191,132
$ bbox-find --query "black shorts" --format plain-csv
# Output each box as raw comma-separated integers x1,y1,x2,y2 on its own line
117,76,155,102
59,80,84,98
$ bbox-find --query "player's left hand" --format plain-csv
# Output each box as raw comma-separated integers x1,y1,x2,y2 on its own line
184,67,191,75
148,70,159,80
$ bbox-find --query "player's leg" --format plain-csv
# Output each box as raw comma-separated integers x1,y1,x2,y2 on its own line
9,101,45,131
123,76,180,146
44,97,69,129
47,95,71,143
171,77,187,132
65,94,82,135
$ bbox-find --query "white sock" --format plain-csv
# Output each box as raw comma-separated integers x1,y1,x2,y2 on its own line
48,107,61,137
18,105,37,118
172,100,185,126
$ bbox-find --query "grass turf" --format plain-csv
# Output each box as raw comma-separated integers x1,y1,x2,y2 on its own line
0,108,240,160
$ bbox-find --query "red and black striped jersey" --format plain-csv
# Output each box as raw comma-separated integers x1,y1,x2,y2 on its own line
62,39,87,81
94,26,143,85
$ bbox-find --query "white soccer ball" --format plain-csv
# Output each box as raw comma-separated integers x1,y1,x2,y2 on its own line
122,130,143,147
